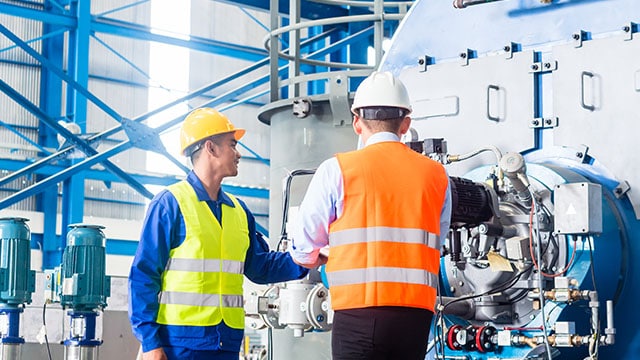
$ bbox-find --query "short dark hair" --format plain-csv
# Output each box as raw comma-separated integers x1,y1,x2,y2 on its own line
188,133,226,162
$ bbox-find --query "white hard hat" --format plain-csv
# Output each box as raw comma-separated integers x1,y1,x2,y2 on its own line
351,71,412,116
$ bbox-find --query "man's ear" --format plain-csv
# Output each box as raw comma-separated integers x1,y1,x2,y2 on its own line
206,140,217,156
398,116,412,135
353,116,363,135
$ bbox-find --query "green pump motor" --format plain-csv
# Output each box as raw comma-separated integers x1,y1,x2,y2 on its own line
45,224,111,360
0,217,36,360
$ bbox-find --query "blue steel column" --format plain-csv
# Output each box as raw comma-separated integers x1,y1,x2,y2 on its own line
308,25,325,95
61,0,91,247
39,0,66,269
347,6,370,90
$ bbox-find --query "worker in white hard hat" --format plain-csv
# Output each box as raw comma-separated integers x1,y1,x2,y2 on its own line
291,71,452,359
129,108,308,360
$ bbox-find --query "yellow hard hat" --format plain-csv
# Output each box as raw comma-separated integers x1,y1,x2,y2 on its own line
179,108,245,156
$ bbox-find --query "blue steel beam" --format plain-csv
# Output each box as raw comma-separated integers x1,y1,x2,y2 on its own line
59,0,92,235
0,2,74,27
0,3,267,61
0,56,273,191
0,23,123,123
0,142,133,210
215,0,349,20
0,158,184,188
0,142,269,210
0,79,154,199
39,0,66,271
92,17,267,62
0,119,51,154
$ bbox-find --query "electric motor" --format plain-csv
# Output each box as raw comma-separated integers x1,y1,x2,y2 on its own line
0,218,35,305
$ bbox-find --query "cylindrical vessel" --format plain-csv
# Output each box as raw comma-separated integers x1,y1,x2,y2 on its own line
0,343,21,360
64,345,98,360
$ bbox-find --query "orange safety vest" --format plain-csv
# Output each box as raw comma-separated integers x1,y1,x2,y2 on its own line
326,141,448,312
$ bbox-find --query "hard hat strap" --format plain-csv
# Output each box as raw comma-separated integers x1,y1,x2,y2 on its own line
358,107,407,120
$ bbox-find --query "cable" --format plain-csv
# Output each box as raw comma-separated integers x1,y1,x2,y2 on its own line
277,169,316,251
43,301,53,360
267,327,273,360
447,145,503,164
529,189,553,360
528,204,577,277
586,237,600,360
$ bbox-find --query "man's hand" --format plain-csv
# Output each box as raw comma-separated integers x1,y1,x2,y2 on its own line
142,348,167,360
294,247,329,269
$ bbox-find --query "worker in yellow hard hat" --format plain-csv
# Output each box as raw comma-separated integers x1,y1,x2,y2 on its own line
129,108,308,360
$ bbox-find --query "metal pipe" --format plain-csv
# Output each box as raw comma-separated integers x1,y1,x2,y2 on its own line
605,300,616,345
453,0,505,9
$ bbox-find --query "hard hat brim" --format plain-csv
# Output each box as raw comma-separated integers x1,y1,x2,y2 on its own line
233,128,245,140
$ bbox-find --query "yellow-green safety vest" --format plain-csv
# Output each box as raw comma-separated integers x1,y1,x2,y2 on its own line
156,180,249,329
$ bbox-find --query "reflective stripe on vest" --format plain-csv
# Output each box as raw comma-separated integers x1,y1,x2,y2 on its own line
327,267,438,288
327,142,449,312
157,180,249,328
159,292,244,308
165,258,245,274
330,226,440,249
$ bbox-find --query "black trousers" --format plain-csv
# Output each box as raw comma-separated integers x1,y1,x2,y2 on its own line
331,306,434,360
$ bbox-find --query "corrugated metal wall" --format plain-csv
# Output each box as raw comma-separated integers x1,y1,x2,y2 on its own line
0,12,43,211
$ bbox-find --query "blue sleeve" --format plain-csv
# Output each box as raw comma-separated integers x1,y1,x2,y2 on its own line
239,200,309,284
128,190,177,352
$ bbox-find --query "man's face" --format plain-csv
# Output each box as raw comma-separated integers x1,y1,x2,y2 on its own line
211,132,241,177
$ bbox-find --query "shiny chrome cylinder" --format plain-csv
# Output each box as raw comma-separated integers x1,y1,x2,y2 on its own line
64,345,98,360
0,343,21,360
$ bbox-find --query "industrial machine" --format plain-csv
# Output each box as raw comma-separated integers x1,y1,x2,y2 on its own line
252,0,640,359
45,224,111,360
0,217,35,360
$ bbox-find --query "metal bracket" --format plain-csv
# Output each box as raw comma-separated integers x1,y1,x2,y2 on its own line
614,180,630,199
459,49,475,66
529,60,557,73
574,144,590,164
329,74,352,126
121,118,166,153
622,22,637,41
572,30,589,48
418,55,434,72
503,42,520,59
529,117,558,129
292,98,312,118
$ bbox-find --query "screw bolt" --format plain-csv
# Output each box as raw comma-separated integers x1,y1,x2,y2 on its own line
531,64,539,71
623,26,631,33
576,152,584,158
573,33,580,40
460,52,467,58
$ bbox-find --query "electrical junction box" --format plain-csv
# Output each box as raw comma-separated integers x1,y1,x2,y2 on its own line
553,182,602,235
